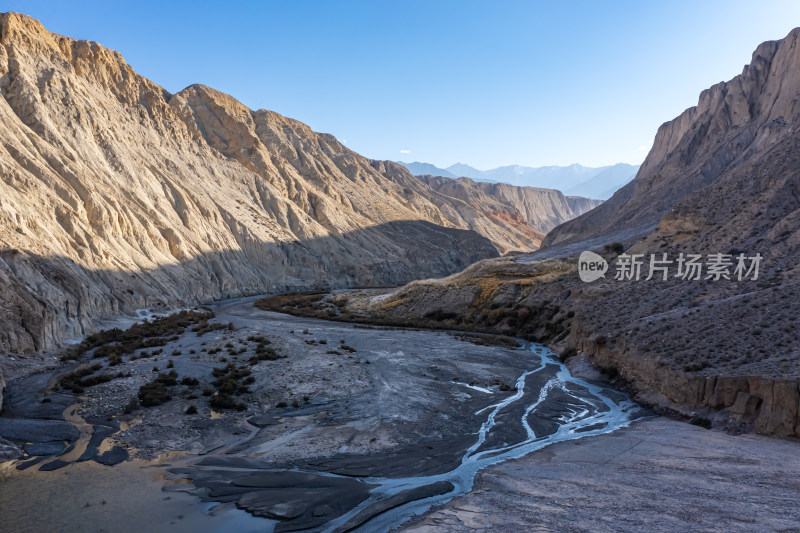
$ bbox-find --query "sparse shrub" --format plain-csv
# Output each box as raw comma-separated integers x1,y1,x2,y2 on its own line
64,309,214,361
248,343,283,365
155,370,178,386
210,393,245,411
138,381,171,407
60,364,113,393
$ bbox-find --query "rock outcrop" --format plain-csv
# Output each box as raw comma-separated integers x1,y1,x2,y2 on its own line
545,27,800,248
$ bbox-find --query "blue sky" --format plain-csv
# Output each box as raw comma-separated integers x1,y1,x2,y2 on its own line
7,1,800,168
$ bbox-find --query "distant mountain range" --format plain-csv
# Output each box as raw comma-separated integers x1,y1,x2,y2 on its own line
397,161,640,200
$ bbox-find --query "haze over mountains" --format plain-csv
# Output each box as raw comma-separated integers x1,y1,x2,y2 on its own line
399,161,640,199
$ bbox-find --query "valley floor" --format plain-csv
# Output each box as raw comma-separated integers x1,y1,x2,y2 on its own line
0,297,798,532
403,418,800,532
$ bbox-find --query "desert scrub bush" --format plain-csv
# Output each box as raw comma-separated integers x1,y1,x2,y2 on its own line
60,364,114,393
210,393,246,411
211,363,253,401
254,292,327,315
138,381,171,407
155,370,178,386
191,321,227,336
64,309,214,362
248,342,284,365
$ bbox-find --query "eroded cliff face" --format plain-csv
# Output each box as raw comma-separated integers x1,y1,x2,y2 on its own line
0,12,504,355
417,175,601,237
545,27,800,247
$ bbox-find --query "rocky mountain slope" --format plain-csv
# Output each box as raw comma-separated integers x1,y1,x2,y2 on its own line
0,11,502,357
417,175,601,234
545,29,800,248
0,11,602,364
367,162,570,253
301,27,800,438
400,161,639,199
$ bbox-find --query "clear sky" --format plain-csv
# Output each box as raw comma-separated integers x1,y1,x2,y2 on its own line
7,1,800,169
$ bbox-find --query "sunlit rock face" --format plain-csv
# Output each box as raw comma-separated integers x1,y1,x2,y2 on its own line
545,27,800,247
0,12,507,355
